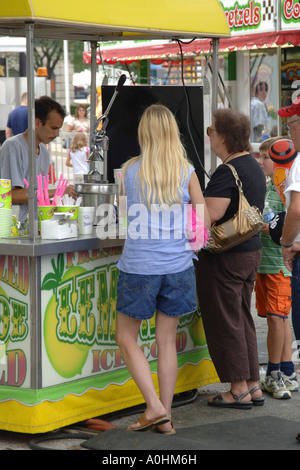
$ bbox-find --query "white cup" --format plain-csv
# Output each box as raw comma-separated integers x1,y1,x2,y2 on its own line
78,206,95,235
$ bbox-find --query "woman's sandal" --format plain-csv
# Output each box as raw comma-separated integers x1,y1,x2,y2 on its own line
152,421,176,435
249,386,265,406
127,412,170,432
207,390,253,409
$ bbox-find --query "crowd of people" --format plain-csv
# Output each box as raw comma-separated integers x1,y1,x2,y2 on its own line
115,100,300,433
0,90,300,436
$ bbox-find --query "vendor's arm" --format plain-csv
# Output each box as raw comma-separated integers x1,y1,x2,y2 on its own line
46,185,77,200
188,171,211,228
12,187,28,204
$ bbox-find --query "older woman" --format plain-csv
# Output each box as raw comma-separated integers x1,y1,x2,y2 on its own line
196,108,266,409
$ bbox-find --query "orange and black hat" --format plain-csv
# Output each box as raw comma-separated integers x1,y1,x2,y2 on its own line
269,139,297,165
278,97,300,117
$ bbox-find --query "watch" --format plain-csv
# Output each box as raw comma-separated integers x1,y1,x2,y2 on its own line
280,237,293,248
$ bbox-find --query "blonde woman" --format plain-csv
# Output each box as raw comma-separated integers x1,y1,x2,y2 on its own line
115,104,210,434
65,132,89,183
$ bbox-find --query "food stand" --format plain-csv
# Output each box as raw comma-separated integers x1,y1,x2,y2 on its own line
0,0,230,433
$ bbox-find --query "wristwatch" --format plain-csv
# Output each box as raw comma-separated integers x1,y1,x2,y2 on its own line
280,237,293,248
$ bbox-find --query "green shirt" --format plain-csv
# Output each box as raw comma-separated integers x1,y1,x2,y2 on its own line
258,180,290,277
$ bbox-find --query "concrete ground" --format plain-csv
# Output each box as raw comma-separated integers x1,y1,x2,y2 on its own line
0,294,299,450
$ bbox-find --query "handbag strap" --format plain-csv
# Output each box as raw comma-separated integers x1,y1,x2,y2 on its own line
226,164,243,195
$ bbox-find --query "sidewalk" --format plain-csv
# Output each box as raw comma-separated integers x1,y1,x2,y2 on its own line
0,294,299,450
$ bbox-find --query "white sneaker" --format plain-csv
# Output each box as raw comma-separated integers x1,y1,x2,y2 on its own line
260,370,291,399
281,372,299,392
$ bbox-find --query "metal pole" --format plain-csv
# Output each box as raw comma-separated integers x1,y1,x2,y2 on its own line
211,38,219,174
90,42,97,130
26,22,38,241
63,40,70,114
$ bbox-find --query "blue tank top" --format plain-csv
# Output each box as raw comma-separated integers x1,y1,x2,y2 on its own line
117,159,196,274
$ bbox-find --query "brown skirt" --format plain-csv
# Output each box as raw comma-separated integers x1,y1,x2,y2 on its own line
195,249,262,384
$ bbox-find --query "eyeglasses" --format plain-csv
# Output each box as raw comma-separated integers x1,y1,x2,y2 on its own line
286,118,300,131
206,126,216,136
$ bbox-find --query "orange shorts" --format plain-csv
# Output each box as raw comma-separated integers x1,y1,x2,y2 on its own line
255,271,291,319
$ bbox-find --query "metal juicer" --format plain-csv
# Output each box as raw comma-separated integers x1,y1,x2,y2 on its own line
75,75,126,224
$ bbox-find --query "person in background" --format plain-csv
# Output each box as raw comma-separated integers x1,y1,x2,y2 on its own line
5,92,28,139
278,98,300,362
251,81,269,143
67,104,90,134
255,137,297,400
65,132,89,183
115,104,210,434
0,95,77,222
195,108,266,409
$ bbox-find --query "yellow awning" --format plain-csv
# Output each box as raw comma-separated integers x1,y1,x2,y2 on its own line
0,0,230,41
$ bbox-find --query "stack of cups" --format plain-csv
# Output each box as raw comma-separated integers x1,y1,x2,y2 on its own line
78,206,95,235
0,179,12,237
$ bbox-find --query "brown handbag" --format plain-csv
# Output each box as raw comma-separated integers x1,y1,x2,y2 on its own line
206,164,264,253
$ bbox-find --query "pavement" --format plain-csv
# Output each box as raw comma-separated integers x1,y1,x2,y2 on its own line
0,294,300,451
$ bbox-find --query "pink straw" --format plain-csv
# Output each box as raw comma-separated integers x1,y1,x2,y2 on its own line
37,174,45,205
23,178,29,188
58,179,68,198
43,175,50,205
52,173,63,205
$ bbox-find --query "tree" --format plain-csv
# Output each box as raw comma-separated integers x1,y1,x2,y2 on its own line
34,39,85,78
34,39,63,78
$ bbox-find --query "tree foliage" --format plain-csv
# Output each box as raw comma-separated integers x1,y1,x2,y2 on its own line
33,39,85,78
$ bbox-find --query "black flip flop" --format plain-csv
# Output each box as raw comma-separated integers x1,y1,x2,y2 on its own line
207,390,253,409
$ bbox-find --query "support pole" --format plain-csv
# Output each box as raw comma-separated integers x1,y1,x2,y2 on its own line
90,42,97,130
63,40,70,115
26,22,38,241
211,38,219,174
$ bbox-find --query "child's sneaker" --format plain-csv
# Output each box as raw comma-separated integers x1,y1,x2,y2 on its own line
260,370,291,399
281,371,299,392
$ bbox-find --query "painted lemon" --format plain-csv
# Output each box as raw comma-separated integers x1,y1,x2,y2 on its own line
43,265,91,378
0,179,11,189
187,311,207,347
0,286,11,351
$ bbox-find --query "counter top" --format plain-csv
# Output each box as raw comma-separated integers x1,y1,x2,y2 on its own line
0,230,124,257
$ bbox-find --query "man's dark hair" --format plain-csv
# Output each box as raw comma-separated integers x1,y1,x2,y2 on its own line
35,96,66,125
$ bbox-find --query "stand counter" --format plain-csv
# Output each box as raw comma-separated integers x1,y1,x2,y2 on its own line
0,231,218,433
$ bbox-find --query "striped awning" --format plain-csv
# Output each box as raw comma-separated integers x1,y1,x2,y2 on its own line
83,30,300,64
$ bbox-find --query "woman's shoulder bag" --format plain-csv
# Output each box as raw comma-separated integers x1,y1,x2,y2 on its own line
206,164,264,253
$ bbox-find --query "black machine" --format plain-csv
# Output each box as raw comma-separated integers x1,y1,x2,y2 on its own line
101,84,205,187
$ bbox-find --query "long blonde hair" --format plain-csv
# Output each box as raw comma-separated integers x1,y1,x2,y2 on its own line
70,132,88,152
122,104,190,208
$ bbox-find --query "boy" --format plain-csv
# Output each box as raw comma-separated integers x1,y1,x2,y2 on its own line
255,137,298,399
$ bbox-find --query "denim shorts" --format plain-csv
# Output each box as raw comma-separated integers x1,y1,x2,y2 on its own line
116,266,197,320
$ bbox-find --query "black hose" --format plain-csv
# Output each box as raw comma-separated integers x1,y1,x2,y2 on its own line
29,432,92,451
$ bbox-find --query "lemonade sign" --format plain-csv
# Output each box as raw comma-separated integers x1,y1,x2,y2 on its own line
0,249,216,432
0,255,30,388
41,247,207,387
